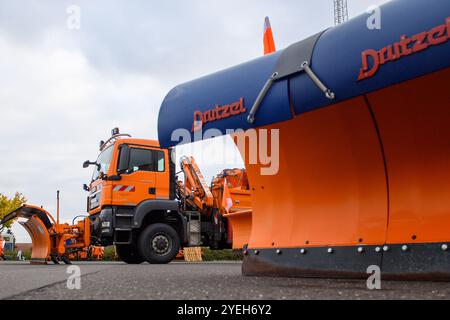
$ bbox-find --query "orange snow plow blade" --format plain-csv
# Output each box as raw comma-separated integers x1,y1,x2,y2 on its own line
20,216,52,264
0,205,55,264
156,0,450,280
239,68,450,280
226,190,253,249
224,209,252,249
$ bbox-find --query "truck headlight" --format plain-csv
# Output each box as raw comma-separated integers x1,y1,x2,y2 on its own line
101,221,111,228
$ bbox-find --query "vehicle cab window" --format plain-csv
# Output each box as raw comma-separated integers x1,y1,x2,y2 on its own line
92,145,114,181
121,147,165,174
156,151,165,172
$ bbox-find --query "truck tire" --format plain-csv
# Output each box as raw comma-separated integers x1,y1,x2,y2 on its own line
138,223,180,264
116,244,145,264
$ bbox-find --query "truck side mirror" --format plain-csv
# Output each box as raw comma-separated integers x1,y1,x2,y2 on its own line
83,160,99,169
117,145,130,173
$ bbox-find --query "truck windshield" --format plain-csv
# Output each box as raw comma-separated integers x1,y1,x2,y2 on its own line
92,146,114,181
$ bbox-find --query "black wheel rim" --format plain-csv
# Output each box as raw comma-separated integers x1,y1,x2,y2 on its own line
151,233,172,256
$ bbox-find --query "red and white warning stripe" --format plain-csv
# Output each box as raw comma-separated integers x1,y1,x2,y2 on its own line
113,185,136,192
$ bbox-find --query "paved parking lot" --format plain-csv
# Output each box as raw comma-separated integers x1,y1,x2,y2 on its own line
1,261,449,300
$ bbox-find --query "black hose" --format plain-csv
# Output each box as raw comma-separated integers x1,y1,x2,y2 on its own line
72,215,88,225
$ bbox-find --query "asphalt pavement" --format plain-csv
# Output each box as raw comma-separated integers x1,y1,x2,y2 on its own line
0,261,449,300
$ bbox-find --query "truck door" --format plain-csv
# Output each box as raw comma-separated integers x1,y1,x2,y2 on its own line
111,145,159,207
153,149,170,199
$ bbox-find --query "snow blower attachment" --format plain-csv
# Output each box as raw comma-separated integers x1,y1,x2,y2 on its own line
177,156,253,249
158,0,450,280
211,169,252,249
0,205,91,264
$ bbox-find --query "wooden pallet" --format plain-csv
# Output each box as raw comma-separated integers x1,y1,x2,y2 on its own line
183,247,203,262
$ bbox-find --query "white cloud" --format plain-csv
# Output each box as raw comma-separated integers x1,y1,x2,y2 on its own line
0,29,166,241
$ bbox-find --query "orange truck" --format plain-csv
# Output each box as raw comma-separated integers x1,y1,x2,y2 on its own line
82,130,250,264
0,129,251,264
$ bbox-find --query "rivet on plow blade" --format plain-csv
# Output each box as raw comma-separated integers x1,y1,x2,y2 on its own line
276,249,282,255
402,245,409,252
357,247,364,254
327,248,334,254
442,244,449,252
300,249,307,255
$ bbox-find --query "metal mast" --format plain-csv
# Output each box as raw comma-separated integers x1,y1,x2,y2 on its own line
334,0,349,26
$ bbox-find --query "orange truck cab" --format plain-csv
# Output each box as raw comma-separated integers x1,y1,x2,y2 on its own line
85,128,231,264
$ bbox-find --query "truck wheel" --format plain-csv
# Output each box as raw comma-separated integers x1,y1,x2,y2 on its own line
138,223,180,264
116,244,145,264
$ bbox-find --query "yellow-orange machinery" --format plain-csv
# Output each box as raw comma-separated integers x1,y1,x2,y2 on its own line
0,205,90,264
69,246,104,261
211,169,252,249
179,157,252,249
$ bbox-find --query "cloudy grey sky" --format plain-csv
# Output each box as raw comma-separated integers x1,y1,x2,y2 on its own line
0,0,390,242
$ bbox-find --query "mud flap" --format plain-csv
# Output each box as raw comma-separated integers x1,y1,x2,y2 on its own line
0,205,54,264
